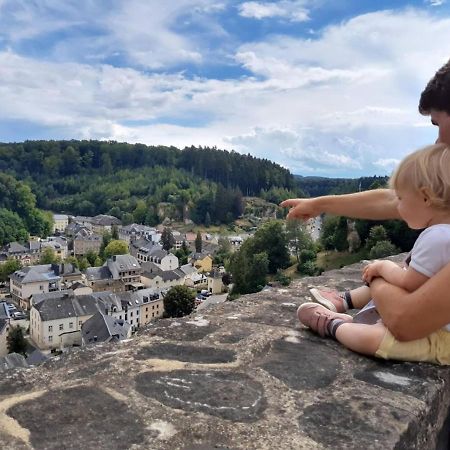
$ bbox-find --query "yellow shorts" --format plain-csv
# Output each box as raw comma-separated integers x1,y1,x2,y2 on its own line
375,328,450,365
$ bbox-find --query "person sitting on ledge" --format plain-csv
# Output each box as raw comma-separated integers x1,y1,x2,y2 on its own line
280,57,450,348
297,144,450,364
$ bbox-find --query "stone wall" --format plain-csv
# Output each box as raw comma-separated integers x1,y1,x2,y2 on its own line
1,256,450,449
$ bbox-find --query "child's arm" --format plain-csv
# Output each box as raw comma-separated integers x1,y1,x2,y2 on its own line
363,260,429,292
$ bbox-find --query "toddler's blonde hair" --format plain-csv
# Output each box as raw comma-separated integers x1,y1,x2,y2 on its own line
389,143,450,209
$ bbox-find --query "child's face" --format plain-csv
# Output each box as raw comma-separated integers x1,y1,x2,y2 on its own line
396,188,433,229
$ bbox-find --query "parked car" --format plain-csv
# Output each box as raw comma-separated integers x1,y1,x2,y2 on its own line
6,303,16,311
12,311,26,320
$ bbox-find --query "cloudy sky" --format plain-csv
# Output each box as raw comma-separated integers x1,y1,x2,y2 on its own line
1,0,450,177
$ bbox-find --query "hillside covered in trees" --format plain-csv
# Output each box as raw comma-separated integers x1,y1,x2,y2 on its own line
295,175,389,197
0,140,299,228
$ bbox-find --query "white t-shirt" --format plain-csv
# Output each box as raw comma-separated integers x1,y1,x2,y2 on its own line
408,224,450,331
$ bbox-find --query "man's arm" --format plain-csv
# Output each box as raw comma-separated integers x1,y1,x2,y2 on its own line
280,189,401,221
371,263,450,341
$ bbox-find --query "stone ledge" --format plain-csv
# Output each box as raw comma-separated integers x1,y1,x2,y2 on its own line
1,255,450,449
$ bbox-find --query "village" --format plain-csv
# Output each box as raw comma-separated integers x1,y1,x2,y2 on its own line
0,213,251,368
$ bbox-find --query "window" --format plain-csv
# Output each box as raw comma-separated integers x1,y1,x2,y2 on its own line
152,305,154,310
79,321,83,326
48,325,53,332
49,336,53,342
146,315,148,319
130,311,133,317
136,310,139,316
59,324,63,331
69,322,73,329
145,307,148,312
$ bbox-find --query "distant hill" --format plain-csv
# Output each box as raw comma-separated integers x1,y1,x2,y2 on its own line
0,140,298,226
294,175,389,197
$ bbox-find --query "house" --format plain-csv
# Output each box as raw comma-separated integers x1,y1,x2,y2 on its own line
81,311,131,345
134,288,164,326
189,253,213,273
2,241,41,265
90,215,122,234
140,262,183,291
70,282,93,296
137,245,178,270
40,237,69,260
30,291,99,350
73,230,102,256
184,272,208,290
119,224,156,244
207,269,226,294
53,214,69,233
10,264,62,310
86,255,143,293
66,222,92,238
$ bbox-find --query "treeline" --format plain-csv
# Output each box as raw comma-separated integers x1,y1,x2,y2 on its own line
295,175,388,197
0,140,296,225
0,140,294,196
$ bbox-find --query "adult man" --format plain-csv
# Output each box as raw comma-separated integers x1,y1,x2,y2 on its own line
281,58,450,342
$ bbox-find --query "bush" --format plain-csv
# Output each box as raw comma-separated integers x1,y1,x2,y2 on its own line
275,269,291,286
369,240,399,259
297,260,319,276
163,285,196,318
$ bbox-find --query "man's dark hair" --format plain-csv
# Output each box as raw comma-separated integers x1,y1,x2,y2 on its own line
419,59,450,115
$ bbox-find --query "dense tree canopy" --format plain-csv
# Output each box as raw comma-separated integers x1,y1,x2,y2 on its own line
0,140,297,226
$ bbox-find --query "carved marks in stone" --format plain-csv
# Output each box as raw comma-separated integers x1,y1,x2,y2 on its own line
135,370,267,422
259,339,341,391
7,386,146,450
136,343,237,364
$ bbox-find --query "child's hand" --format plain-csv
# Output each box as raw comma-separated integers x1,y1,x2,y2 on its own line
362,261,383,284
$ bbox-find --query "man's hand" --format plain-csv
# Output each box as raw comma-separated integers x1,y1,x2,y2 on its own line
279,198,321,221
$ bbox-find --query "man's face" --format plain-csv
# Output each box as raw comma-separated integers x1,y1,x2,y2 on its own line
430,109,450,145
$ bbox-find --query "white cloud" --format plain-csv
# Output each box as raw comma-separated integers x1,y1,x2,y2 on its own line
1,7,449,177
374,158,400,170
425,0,445,6
238,1,310,22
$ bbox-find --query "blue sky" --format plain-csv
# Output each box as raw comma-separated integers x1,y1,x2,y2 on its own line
1,0,450,177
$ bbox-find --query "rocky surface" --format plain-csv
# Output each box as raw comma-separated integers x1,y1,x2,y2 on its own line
1,255,450,449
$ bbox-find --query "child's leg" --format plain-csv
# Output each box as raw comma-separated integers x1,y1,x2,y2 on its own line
335,321,386,356
348,285,372,309
310,285,371,313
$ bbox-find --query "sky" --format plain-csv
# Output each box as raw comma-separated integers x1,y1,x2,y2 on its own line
1,1,450,178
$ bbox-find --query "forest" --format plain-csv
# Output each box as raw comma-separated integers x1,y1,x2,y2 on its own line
0,140,299,236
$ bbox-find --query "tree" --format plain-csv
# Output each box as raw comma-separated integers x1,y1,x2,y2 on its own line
286,220,315,264
7,326,27,355
214,237,232,266
0,258,22,283
229,245,269,295
366,225,388,250
161,227,175,251
99,231,112,258
111,225,119,240
85,249,98,266
0,208,28,246
320,215,348,251
163,285,195,318
205,212,211,227
195,231,202,253
250,221,290,274
369,241,399,259
39,247,59,264
104,240,128,259
174,240,190,266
